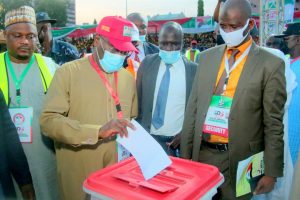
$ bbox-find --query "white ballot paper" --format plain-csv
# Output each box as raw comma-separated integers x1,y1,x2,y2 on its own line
116,119,172,180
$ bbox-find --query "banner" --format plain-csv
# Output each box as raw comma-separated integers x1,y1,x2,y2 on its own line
285,0,295,23
182,16,215,34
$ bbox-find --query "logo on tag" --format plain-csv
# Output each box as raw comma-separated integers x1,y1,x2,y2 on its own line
13,113,25,125
12,113,25,134
123,26,132,37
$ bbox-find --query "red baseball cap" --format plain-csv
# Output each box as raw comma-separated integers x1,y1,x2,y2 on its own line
191,40,197,45
96,16,138,52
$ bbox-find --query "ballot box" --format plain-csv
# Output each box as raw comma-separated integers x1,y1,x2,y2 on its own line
83,157,224,200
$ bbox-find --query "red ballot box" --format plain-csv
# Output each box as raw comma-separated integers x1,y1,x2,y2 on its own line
83,157,224,200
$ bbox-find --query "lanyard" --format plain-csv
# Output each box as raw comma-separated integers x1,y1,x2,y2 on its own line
5,52,35,107
222,46,251,93
89,55,123,119
291,56,300,64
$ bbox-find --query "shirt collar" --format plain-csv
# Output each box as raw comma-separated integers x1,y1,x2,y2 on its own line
227,37,253,54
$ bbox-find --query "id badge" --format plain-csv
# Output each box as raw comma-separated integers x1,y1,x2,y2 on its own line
117,143,131,162
9,107,33,143
202,95,232,138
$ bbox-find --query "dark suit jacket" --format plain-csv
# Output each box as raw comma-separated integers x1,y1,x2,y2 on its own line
143,42,159,56
0,90,33,198
181,42,286,188
136,54,197,132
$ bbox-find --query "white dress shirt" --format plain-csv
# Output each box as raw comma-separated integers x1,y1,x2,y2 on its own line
150,57,186,136
137,43,145,61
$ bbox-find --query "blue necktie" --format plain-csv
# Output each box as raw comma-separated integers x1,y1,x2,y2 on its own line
152,63,172,129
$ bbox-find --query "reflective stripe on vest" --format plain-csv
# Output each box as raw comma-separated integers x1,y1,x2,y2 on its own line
0,52,53,105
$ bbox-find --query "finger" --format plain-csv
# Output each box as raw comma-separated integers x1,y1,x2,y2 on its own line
171,137,180,148
127,122,136,130
116,122,128,138
172,142,180,148
103,126,120,138
166,142,171,146
119,119,136,130
254,182,263,195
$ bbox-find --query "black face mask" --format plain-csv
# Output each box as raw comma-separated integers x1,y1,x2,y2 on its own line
216,35,225,45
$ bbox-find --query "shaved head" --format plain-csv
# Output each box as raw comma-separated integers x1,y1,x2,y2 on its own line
218,0,255,46
127,12,148,36
220,0,252,22
159,22,183,51
127,13,147,24
159,22,183,40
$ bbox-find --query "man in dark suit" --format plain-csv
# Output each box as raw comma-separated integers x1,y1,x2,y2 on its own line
137,22,197,156
127,12,159,61
0,89,35,200
181,0,286,199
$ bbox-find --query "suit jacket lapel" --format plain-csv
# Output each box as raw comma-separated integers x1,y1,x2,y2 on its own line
147,54,161,109
230,42,260,111
183,56,191,105
143,42,148,56
208,45,226,98
197,45,226,117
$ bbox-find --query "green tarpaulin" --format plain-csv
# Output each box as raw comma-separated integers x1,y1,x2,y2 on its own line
52,24,96,38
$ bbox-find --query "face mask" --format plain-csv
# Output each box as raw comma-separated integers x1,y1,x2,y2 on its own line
159,49,181,64
139,35,146,42
219,19,250,47
216,34,225,45
96,39,126,73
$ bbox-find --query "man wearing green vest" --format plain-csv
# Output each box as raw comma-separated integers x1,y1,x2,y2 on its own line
185,40,200,63
0,6,60,200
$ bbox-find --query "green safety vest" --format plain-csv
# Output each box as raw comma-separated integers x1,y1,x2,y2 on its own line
185,49,200,62
0,52,53,105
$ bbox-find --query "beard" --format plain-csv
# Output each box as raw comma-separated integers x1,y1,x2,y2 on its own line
15,54,31,60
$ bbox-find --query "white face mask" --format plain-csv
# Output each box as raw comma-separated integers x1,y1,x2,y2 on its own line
219,19,250,47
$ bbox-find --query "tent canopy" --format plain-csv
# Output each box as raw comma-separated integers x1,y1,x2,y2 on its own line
52,16,216,39
52,24,96,39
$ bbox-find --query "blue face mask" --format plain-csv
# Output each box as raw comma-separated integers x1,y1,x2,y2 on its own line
97,40,126,73
139,35,146,42
159,49,181,64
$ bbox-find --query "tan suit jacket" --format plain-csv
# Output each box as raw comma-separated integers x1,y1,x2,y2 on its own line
181,43,286,186
40,57,137,200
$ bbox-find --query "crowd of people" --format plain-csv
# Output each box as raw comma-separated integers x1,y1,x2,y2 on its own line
0,0,300,200
52,32,216,59
70,37,94,56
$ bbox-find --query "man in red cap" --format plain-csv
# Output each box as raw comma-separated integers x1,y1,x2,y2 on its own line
40,16,138,200
185,40,200,62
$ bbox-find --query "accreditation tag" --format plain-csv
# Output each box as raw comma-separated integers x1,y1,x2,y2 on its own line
9,107,33,143
202,95,232,138
117,143,131,162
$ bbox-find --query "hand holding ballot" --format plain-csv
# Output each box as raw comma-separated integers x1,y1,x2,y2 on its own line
117,119,172,180
98,119,136,139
